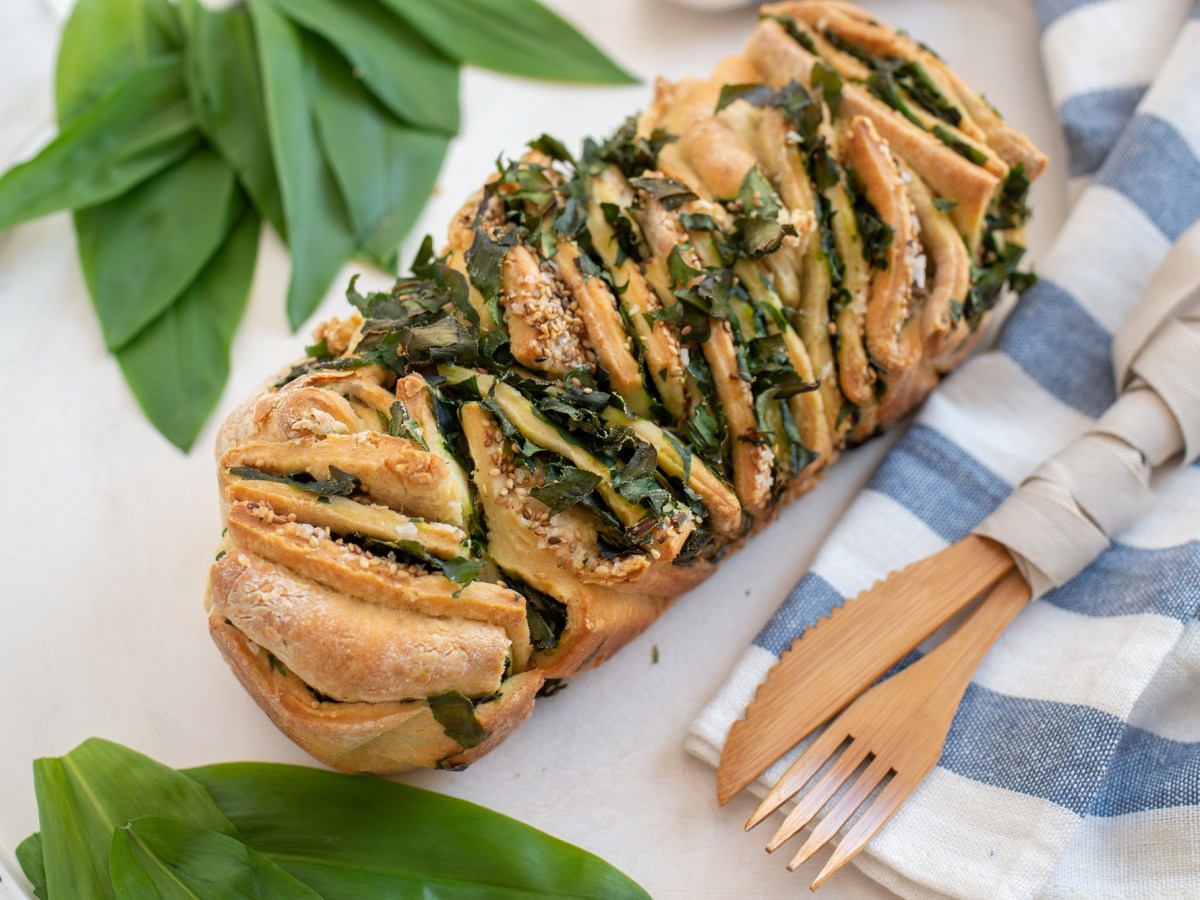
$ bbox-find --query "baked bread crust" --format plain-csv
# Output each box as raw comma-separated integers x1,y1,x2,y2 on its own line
207,1,1044,774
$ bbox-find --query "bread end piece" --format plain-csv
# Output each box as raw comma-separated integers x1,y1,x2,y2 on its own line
209,613,543,774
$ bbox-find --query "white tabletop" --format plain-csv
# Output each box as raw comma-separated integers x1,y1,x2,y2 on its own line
0,1,1067,896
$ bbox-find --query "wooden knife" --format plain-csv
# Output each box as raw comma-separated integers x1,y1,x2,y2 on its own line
716,535,1014,805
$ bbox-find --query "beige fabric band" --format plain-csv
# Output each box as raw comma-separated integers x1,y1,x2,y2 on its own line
976,224,1200,598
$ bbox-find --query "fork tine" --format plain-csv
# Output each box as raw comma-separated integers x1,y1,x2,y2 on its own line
745,725,850,830
764,739,872,852
785,754,892,872
809,771,922,890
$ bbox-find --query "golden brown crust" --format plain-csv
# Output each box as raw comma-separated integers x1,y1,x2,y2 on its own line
782,2,1007,180
460,403,674,677
791,1,1047,178
845,116,920,375
706,321,775,516
222,502,528,651
223,480,468,560
501,243,593,377
586,165,689,419
210,550,511,702
210,615,542,774
554,241,650,417
745,17,1000,246
900,160,977,371
221,433,465,527
938,65,1048,179
677,119,761,203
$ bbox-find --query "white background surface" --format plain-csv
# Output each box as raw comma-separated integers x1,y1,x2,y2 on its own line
0,1,1067,896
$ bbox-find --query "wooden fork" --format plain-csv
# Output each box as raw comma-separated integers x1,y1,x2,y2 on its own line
745,569,1032,888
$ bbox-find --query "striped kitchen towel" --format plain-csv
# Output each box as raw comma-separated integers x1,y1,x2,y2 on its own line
687,2,1200,897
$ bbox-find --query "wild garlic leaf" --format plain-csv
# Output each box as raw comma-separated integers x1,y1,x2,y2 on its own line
34,739,237,900
109,817,322,900
932,124,989,167
849,184,894,271
56,1,226,357
616,440,658,482
55,0,182,125
16,833,47,900
0,56,196,231
378,0,637,85
465,227,515,316
268,0,460,135
116,204,260,451
187,761,653,899
428,691,491,749
439,556,484,586
180,0,286,236
386,400,430,449
227,464,361,496
521,581,569,651
249,0,357,329
810,62,843,116
628,176,697,211
307,33,449,273
76,146,240,351
530,464,603,515
715,82,777,114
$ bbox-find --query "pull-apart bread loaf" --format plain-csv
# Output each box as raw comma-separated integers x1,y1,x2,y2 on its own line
208,1,1046,774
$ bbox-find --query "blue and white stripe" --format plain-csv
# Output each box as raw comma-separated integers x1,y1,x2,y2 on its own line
1039,0,1195,190
689,2,1200,896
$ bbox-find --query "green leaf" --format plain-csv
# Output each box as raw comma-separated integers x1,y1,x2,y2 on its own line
616,440,658,483
990,162,1031,231
409,317,479,360
227,464,361,496
116,204,260,451
440,556,484,586
180,0,286,236
600,202,643,264
75,145,240,351
530,464,602,515
527,133,574,163
16,832,48,900
848,177,894,271
810,62,843,117
307,34,449,272
386,399,430,449
932,124,989,166
866,69,925,129
628,176,696,211
109,817,322,900
55,0,182,125
519,579,568,652
249,0,357,329
667,246,704,290
428,691,490,749
379,0,637,85
186,762,652,899
715,82,777,114
0,56,196,231
893,60,961,127
33,738,237,900
465,226,515,321
267,0,460,134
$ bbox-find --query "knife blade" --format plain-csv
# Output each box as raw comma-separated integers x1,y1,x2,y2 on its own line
716,535,1014,805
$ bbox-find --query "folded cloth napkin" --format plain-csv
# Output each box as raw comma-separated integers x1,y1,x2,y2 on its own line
687,2,1200,897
